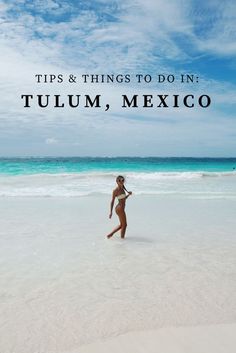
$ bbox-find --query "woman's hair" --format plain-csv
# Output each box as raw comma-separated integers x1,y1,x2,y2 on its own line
116,175,128,192
116,175,125,182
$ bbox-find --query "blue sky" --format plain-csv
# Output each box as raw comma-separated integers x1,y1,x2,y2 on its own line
0,0,236,156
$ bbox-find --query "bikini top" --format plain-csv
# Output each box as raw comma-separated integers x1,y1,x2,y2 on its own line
117,193,126,200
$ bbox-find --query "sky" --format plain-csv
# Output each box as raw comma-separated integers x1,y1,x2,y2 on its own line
0,0,236,157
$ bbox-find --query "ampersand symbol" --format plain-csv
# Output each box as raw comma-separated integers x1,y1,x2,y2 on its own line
69,74,76,83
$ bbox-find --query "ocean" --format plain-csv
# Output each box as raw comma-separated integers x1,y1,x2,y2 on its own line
0,157,236,198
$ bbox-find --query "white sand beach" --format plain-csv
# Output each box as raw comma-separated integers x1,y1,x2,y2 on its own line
78,324,236,353
0,195,236,353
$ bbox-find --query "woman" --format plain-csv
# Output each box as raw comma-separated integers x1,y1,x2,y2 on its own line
107,175,132,239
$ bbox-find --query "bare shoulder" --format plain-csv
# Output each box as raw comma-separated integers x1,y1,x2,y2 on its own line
113,187,119,196
110,188,118,201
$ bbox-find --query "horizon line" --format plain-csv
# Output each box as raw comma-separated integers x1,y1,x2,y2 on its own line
0,156,236,159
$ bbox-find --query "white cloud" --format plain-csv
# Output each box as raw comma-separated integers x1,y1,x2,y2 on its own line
1,0,235,71
0,0,235,156
186,0,236,57
45,137,58,145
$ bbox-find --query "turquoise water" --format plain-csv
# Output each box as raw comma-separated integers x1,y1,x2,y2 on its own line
0,158,236,197
0,157,236,175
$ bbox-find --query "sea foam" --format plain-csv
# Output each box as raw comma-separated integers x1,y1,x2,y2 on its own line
0,171,236,198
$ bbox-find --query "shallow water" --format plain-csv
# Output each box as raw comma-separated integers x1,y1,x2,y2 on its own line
0,157,236,198
0,170,236,198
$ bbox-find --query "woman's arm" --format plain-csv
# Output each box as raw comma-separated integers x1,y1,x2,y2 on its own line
109,190,116,218
123,185,132,199
125,191,132,199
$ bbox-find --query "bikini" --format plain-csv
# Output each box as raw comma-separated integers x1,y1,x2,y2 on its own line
117,193,126,200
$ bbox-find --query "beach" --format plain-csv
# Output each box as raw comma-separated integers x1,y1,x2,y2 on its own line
2,0,236,349
1,192,236,353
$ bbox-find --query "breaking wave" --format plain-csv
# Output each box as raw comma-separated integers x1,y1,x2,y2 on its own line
0,171,235,197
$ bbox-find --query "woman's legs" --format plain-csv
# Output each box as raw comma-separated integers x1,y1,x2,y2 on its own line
107,205,127,239
116,205,127,238
119,211,127,238
107,224,121,238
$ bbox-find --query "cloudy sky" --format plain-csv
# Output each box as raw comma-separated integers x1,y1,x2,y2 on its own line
0,0,235,157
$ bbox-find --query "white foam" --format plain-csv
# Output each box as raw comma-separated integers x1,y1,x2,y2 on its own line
0,171,235,198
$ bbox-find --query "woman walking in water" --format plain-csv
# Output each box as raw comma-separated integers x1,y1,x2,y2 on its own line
107,176,132,239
